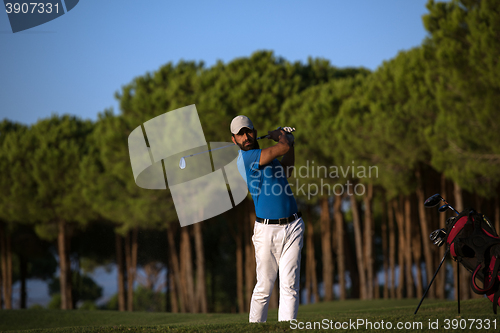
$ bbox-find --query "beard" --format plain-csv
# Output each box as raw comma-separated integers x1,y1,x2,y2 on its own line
237,138,260,151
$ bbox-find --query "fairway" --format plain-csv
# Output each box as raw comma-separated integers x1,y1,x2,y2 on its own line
1,298,499,332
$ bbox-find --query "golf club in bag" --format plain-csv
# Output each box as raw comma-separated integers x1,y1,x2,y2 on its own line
415,194,500,314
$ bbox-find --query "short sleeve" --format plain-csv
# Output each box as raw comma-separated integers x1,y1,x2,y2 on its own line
243,149,261,172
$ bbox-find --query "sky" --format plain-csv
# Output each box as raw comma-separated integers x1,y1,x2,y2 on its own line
1,0,434,126
2,0,437,308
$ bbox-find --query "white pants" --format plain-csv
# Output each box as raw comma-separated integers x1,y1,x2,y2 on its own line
249,217,305,323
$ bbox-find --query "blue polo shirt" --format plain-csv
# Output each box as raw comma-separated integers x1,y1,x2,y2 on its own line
237,149,297,219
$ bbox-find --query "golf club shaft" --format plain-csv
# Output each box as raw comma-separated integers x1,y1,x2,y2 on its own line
182,135,269,159
182,143,235,159
414,249,449,314
442,199,459,215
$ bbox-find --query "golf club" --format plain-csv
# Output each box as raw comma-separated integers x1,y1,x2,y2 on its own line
424,193,459,215
416,192,458,314
429,228,447,247
438,204,450,213
179,134,269,169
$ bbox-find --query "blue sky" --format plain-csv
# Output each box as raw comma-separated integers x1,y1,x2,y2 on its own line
1,0,434,126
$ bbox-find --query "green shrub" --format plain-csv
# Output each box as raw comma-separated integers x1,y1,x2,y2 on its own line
79,300,98,310
48,294,61,310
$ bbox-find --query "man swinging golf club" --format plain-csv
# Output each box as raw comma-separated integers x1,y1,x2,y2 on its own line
230,115,304,323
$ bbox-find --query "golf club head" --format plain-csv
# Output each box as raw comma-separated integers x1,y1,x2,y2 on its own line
446,216,456,227
179,157,186,169
424,193,443,208
429,228,447,247
438,204,449,213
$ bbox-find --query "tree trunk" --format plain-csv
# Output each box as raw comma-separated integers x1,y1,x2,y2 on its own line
235,222,244,312
67,234,73,309
7,235,12,309
381,199,389,299
0,238,2,309
193,223,207,313
334,194,346,300
244,201,256,312
181,226,195,313
320,197,333,301
404,196,414,298
305,215,319,304
167,226,184,312
453,182,463,211
0,222,12,310
475,194,482,212
125,230,132,311
350,194,366,299
244,221,253,312
58,220,71,310
393,199,405,299
227,205,246,313
343,217,359,299
115,233,126,312
363,184,374,300
168,265,179,313
388,200,396,299
125,228,138,311
132,228,138,303
412,210,423,299
227,208,245,313
210,261,215,313
1,222,6,309
415,168,434,298
304,247,310,304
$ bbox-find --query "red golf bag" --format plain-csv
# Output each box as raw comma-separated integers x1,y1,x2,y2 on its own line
445,209,500,313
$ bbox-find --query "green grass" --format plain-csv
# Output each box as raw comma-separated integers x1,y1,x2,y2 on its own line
1,298,499,332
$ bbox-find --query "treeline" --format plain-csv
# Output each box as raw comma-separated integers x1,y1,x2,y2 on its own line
1,0,499,311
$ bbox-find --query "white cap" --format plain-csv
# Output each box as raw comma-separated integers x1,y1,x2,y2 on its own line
230,115,254,134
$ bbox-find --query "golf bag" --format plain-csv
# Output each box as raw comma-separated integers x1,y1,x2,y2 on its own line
445,208,500,313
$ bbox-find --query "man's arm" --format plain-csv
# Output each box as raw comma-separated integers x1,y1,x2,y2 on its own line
259,129,292,167
280,142,294,178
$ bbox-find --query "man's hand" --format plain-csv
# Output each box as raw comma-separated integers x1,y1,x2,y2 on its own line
268,129,286,142
278,127,295,176
280,127,295,145
260,128,293,166
268,127,296,142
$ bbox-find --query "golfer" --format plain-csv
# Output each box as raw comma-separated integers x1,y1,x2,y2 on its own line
230,115,305,323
